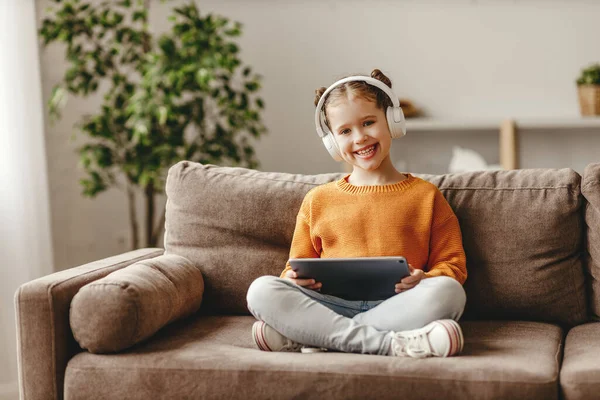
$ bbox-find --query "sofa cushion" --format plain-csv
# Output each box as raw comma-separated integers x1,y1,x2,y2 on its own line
64,316,562,400
165,162,587,326
164,161,342,314
421,168,587,327
582,163,600,319
560,322,600,400
70,254,203,353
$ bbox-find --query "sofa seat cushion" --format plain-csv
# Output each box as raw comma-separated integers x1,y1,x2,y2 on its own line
560,322,600,400
64,316,562,400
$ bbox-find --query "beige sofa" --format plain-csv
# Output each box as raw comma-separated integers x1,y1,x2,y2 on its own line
15,161,600,400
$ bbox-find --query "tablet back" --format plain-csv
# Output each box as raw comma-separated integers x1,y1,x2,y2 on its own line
289,257,410,301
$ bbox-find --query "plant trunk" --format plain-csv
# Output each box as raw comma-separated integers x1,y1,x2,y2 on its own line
142,0,151,53
145,184,155,247
127,181,139,250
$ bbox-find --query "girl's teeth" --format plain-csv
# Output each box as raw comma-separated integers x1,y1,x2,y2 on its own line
357,145,375,155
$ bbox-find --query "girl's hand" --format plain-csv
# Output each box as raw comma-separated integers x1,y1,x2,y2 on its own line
284,269,322,291
395,264,424,293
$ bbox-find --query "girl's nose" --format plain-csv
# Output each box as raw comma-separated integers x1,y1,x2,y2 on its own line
354,130,368,143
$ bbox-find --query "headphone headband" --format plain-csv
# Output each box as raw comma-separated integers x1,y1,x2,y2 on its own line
314,76,401,138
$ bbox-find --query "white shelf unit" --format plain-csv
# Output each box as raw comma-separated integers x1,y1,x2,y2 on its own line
406,118,499,132
405,117,600,169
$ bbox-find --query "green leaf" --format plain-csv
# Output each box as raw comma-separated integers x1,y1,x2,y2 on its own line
224,28,241,36
139,172,151,187
245,81,260,92
158,36,176,55
80,171,108,197
133,10,147,22
158,106,168,125
48,86,68,121
195,68,211,87
577,63,600,85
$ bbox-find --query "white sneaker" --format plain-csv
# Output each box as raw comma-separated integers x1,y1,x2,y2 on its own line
252,321,303,352
390,319,464,358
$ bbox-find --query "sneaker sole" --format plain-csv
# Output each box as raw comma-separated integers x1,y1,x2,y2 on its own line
252,321,272,351
437,320,464,357
301,347,327,354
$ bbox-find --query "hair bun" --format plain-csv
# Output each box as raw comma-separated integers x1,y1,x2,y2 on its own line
314,87,327,107
371,69,392,88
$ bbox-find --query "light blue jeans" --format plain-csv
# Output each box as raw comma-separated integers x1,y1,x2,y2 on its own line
246,275,466,355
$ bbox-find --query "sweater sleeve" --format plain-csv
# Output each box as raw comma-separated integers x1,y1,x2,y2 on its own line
424,193,468,285
280,211,321,278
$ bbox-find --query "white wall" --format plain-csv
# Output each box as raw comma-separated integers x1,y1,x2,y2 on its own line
36,0,600,270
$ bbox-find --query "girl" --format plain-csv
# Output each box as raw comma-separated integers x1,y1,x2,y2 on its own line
246,69,467,358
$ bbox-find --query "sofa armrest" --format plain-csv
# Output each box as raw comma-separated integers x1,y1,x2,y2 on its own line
14,248,164,400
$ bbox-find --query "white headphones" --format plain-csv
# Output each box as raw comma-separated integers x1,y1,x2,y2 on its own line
314,76,407,161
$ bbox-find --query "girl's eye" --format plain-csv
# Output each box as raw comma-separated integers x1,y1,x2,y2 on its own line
364,120,375,127
339,129,351,135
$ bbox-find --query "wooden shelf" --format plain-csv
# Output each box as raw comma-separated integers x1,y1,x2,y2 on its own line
406,118,498,131
406,116,600,132
515,117,600,129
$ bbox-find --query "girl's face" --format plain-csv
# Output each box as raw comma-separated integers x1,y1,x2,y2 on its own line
326,95,392,172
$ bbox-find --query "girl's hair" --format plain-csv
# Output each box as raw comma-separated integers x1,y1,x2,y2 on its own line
314,69,393,128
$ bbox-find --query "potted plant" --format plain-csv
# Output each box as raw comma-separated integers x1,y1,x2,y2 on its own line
39,0,267,249
576,63,600,116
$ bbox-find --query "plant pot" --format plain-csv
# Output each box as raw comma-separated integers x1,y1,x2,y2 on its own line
577,84,600,116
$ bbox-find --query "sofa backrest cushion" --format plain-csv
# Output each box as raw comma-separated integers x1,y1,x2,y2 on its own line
164,162,343,315
165,162,588,326
583,163,600,319
420,168,587,327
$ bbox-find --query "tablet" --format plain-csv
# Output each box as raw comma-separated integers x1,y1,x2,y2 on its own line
288,256,410,301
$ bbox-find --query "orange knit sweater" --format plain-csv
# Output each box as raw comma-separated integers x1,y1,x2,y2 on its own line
280,174,467,285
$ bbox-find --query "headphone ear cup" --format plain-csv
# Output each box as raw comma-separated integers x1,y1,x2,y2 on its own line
322,134,343,162
386,106,406,139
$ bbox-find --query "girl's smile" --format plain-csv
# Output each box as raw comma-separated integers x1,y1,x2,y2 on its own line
354,143,378,159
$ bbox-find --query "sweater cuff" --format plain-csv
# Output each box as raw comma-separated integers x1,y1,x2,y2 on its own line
424,264,466,285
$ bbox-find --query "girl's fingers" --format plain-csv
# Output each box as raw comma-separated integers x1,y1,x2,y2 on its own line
395,280,418,292
401,268,424,284
294,278,317,287
401,264,417,283
285,270,297,279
